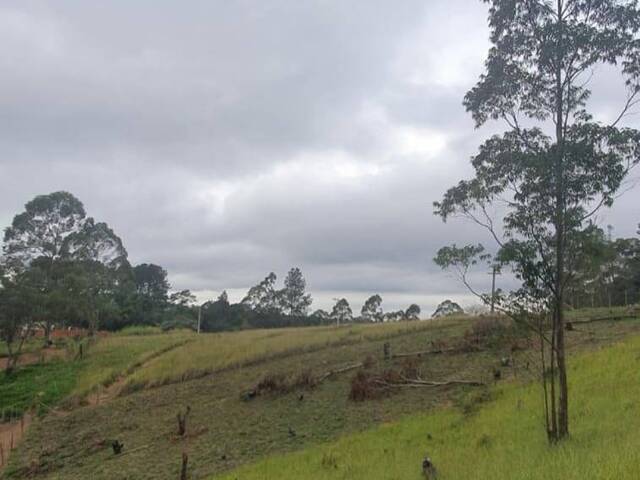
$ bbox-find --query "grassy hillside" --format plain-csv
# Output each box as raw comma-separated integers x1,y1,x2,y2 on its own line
216,333,640,480
122,320,463,390
0,332,193,418
3,311,640,479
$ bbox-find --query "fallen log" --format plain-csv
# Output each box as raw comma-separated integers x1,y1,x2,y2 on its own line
316,362,364,383
373,378,485,388
390,345,481,359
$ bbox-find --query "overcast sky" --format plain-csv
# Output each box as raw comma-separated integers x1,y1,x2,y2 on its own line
1,1,639,314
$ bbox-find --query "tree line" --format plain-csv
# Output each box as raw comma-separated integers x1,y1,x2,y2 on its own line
0,192,422,370
200,271,420,332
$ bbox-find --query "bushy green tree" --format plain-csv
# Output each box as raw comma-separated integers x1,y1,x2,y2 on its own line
331,298,352,326
361,294,383,322
280,267,312,316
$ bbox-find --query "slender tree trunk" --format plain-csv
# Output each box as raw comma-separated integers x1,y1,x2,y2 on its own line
553,0,569,440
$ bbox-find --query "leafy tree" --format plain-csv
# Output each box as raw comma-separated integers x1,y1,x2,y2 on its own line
405,303,421,320
2,192,130,340
2,191,86,271
133,263,170,324
330,298,352,326
217,290,229,304
434,0,640,441
242,272,280,313
431,300,464,318
0,265,44,372
383,310,406,322
310,309,331,324
361,294,383,322
64,219,129,270
74,260,123,335
133,264,169,301
169,290,197,307
280,267,312,316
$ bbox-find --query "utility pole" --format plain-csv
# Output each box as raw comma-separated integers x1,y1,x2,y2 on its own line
197,304,202,334
489,265,501,314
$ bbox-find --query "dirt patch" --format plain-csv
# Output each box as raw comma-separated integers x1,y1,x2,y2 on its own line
0,414,32,470
0,348,69,371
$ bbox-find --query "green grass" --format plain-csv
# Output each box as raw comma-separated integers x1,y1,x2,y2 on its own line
0,361,82,420
123,319,467,390
6,312,640,480
566,305,638,320
112,325,164,336
216,334,640,480
0,331,194,420
70,332,194,399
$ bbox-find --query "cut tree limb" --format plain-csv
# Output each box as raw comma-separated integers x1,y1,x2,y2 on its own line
373,378,485,388
316,362,363,383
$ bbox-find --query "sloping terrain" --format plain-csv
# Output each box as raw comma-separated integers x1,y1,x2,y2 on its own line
218,331,640,480
3,313,640,480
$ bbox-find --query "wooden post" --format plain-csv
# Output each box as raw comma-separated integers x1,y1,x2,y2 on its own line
383,342,391,361
489,265,501,313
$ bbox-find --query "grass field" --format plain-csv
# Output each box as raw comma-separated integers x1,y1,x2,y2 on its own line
0,361,82,421
3,311,640,480
122,319,465,391
70,332,193,400
0,331,194,418
216,333,640,480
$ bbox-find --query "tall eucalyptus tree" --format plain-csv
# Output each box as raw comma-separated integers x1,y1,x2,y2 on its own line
435,0,640,440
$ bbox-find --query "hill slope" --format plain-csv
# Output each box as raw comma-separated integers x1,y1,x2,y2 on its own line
217,333,640,479
3,312,640,479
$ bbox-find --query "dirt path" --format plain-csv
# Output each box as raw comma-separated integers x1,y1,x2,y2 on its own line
87,339,193,407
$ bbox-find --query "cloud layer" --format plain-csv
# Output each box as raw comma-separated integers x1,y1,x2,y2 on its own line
1,1,638,313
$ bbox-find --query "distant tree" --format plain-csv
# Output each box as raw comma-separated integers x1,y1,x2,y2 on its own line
64,219,129,270
383,310,407,322
133,264,170,301
242,272,280,312
431,300,464,319
310,309,331,324
2,192,86,271
217,290,229,305
361,294,383,322
280,267,312,316
169,290,197,307
331,298,352,326
2,192,130,339
405,304,421,321
74,260,123,335
133,263,170,324
434,0,640,441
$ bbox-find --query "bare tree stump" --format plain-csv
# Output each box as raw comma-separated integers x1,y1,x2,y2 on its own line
422,455,437,478
177,406,191,436
112,440,124,455
180,452,188,480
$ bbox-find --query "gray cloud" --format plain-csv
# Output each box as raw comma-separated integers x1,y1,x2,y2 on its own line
1,1,638,314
